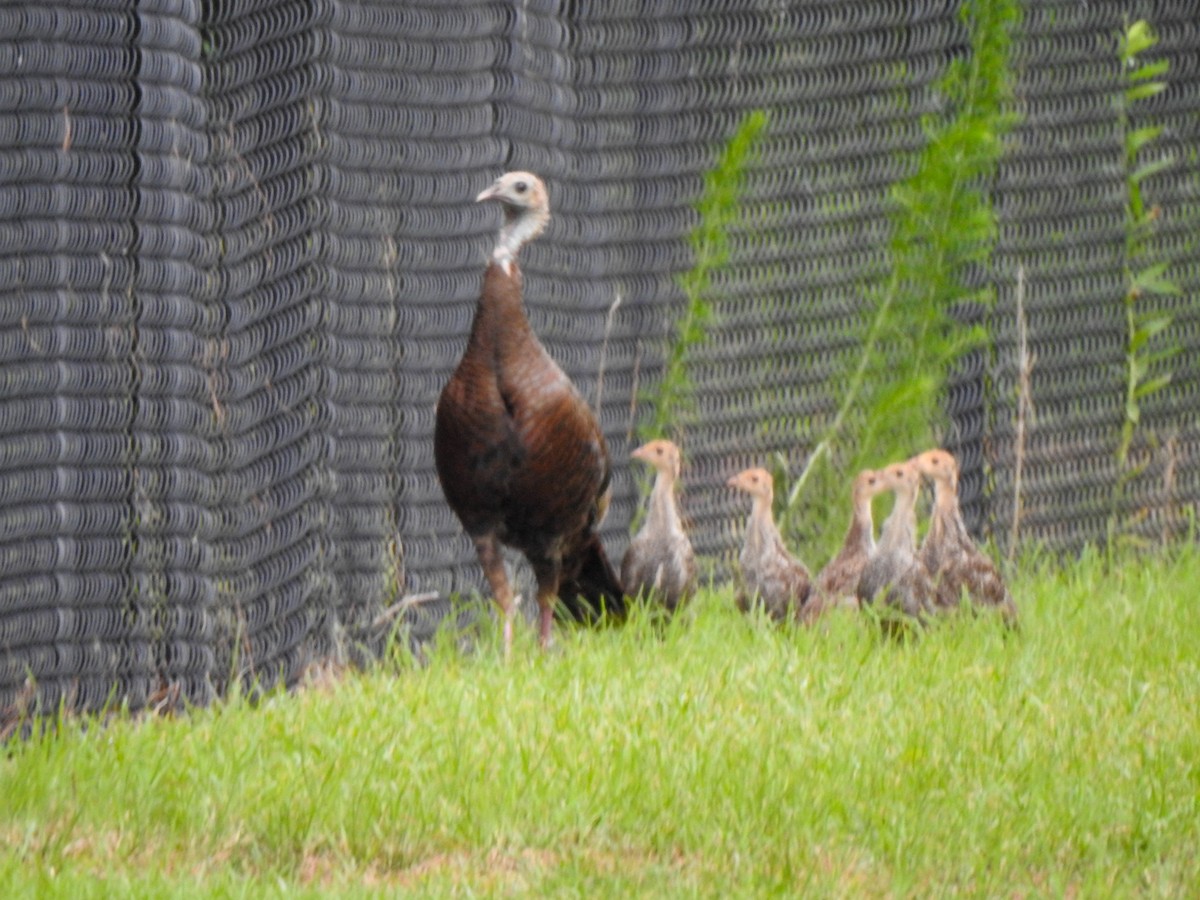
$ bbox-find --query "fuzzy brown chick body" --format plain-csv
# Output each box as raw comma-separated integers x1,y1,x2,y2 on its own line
816,468,886,608
856,461,935,624
912,449,1018,627
728,467,819,623
622,439,697,613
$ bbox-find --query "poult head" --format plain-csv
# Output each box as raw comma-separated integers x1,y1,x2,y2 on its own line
851,468,884,503
632,439,682,480
881,461,920,498
727,467,774,503
911,449,959,489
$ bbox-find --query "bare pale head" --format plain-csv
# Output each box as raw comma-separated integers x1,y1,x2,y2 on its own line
632,439,682,480
911,449,959,490
727,467,774,503
852,468,885,503
476,171,551,270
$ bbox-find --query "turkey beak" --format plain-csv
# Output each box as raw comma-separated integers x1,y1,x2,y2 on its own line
476,183,499,203
631,446,648,463
726,475,738,489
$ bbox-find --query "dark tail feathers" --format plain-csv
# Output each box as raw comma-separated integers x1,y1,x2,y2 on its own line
557,532,627,625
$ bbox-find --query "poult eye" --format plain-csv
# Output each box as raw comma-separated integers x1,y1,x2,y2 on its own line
514,181,528,193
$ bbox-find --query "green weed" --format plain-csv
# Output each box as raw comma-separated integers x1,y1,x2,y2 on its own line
783,0,1020,543
1109,18,1182,556
642,110,767,447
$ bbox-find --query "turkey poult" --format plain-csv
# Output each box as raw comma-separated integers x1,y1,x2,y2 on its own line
815,468,885,608
727,467,820,623
911,449,1018,627
856,461,935,624
434,172,625,654
621,439,697,613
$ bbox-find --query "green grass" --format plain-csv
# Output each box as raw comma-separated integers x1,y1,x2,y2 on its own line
3,548,1199,897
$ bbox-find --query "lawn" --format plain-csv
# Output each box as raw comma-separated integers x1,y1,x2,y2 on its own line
2,547,1198,897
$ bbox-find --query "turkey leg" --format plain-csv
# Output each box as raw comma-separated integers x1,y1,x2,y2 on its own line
474,535,516,657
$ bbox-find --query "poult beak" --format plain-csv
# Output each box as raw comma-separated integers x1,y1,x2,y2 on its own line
726,475,738,488
476,182,499,203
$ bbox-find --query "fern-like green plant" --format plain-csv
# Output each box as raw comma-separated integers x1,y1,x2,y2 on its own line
641,110,767,445
1108,18,1180,553
784,0,1019,534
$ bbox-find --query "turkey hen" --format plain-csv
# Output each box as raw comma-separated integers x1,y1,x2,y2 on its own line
856,461,935,628
815,467,885,608
911,449,1018,627
621,439,697,613
434,171,624,653
727,467,820,623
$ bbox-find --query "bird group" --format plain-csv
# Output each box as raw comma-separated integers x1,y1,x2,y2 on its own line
435,171,1014,654
728,451,1018,633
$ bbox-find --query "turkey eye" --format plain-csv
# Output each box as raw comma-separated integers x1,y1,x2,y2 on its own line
515,181,528,193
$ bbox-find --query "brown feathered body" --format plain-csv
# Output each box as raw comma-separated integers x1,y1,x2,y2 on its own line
435,172,624,651
856,462,934,622
816,468,884,608
621,440,697,613
728,468,818,623
913,449,1018,627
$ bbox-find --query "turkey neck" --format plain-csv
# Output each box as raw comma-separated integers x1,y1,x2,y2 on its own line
843,493,875,554
745,495,783,557
645,470,682,534
494,205,549,272
878,486,918,553
929,478,970,547
466,262,538,363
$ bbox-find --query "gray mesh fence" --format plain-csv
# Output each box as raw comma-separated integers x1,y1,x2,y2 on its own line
987,0,1200,553
2,0,1199,719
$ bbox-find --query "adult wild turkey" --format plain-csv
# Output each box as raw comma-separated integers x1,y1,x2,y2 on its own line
434,172,624,652
815,468,885,607
856,461,935,624
727,467,819,623
621,439,697,613
911,449,1018,627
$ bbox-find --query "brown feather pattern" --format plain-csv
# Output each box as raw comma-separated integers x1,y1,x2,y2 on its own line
856,462,934,622
816,468,885,607
435,172,623,652
728,468,819,623
912,449,1018,627
621,440,697,613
